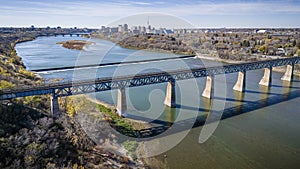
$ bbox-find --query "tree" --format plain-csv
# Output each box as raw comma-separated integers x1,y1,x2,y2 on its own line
198,38,202,45
293,40,297,47
297,49,300,56
242,40,250,47
297,41,300,48
259,45,267,54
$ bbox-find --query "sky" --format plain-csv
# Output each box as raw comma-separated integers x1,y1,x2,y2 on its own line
0,0,300,28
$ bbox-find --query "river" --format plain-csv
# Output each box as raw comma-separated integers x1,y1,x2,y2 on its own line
16,36,300,169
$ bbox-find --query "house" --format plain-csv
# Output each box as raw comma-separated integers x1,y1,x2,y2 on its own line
256,29,269,34
276,48,286,56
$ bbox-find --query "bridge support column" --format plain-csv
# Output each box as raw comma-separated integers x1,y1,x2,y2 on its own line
50,95,60,118
281,64,294,82
233,71,246,92
117,88,127,116
164,80,176,107
202,76,214,99
259,67,272,87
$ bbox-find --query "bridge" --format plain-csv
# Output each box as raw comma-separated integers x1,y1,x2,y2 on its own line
0,56,299,118
53,32,91,37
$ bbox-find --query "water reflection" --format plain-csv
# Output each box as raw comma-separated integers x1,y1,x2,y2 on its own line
202,97,213,117
233,91,245,113
165,106,176,127
282,80,292,100
259,85,271,107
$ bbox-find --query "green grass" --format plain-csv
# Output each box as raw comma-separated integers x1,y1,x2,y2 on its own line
97,104,135,137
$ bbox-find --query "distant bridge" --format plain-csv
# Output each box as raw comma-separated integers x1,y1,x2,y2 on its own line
54,32,91,37
1,56,299,117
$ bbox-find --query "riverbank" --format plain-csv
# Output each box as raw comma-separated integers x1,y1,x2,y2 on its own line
83,95,165,168
70,95,163,168
196,54,244,64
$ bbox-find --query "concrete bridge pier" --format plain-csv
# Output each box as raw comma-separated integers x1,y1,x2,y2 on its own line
164,80,176,107
202,76,214,99
117,88,127,116
50,95,60,118
259,67,272,86
233,71,246,92
281,64,294,82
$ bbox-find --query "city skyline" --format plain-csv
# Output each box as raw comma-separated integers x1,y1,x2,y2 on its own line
0,0,300,28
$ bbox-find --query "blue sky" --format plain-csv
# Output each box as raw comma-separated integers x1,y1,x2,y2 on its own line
0,0,300,28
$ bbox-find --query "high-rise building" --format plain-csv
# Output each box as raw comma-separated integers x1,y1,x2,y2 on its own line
123,24,128,32
110,27,118,33
118,25,123,32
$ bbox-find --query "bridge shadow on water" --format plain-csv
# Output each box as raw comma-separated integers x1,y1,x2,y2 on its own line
132,87,300,139
213,96,256,104
271,84,300,89
244,89,282,96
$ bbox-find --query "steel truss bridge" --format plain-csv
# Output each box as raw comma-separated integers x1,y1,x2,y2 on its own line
1,56,299,101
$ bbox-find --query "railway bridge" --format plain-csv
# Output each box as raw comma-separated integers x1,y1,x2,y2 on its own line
1,57,299,117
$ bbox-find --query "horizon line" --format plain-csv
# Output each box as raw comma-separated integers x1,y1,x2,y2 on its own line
1,26,300,29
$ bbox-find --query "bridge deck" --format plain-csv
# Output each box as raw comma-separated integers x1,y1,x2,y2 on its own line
1,57,299,100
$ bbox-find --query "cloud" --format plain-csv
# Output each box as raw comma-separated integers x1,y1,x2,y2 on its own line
1,0,300,27
1,0,300,17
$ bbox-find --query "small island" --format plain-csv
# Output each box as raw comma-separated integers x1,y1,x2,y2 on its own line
57,40,95,50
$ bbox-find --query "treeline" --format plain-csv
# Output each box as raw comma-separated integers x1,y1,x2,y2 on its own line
117,34,195,55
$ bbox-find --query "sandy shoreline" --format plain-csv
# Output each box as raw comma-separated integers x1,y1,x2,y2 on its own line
85,95,115,109
196,54,245,64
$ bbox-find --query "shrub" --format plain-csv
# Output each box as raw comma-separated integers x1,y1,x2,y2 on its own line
18,68,35,78
123,140,137,159
0,80,15,90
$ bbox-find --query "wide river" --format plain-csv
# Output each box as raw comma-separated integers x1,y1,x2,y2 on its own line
16,36,300,169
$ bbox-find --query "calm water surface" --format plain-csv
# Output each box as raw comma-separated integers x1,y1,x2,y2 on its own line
16,36,300,169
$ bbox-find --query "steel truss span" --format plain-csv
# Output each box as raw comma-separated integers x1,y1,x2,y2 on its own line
1,57,299,100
